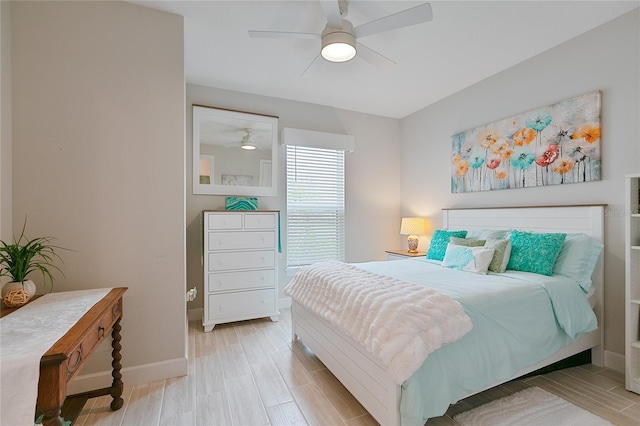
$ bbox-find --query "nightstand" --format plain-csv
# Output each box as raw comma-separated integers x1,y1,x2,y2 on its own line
385,250,426,261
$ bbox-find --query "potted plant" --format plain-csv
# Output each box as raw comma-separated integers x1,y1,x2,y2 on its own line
0,219,65,298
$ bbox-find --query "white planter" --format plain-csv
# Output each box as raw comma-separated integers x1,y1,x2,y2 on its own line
1,279,37,297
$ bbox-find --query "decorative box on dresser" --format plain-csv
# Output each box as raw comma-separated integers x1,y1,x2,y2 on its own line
626,173,640,394
202,210,280,332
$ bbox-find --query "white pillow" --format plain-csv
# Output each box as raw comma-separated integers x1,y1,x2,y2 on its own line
442,243,496,274
552,233,603,292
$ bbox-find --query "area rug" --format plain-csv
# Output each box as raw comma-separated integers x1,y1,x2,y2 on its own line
453,386,611,426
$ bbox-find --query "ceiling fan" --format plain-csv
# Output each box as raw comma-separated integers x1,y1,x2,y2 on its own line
248,0,433,71
222,129,260,151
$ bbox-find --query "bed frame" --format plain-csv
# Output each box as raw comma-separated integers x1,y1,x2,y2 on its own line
290,205,605,426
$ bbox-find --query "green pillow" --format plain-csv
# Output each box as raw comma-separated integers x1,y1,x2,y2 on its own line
484,238,511,273
449,237,485,247
426,230,468,261
506,230,566,276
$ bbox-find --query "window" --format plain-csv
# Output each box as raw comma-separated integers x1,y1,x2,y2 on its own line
286,145,345,272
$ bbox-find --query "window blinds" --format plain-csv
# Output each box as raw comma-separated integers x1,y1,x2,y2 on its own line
286,145,345,269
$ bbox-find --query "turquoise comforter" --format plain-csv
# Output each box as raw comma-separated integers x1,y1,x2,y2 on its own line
355,258,597,425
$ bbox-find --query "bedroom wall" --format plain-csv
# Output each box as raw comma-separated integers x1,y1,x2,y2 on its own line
186,84,401,316
400,9,640,364
0,0,12,244
11,1,187,388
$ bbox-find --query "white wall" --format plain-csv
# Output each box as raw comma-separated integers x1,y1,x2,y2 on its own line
11,1,187,387
0,0,12,244
186,84,401,315
400,9,640,358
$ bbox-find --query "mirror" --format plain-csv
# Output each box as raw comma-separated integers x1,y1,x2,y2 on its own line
193,105,278,196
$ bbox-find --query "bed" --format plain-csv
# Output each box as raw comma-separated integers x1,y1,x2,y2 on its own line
287,205,605,426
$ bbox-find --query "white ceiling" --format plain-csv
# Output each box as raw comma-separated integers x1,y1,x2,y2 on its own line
133,0,639,119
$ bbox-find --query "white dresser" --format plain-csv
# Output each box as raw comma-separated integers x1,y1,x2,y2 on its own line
202,210,280,332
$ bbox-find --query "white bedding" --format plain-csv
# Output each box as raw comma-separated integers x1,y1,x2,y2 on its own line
284,261,473,384
355,258,598,424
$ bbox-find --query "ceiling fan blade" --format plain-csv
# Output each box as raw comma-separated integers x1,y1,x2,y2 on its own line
320,0,343,28
248,30,321,40
356,43,396,70
354,3,433,39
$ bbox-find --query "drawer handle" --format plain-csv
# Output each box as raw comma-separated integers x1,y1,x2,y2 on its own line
98,326,105,339
218,280,224,288
218,305,224,311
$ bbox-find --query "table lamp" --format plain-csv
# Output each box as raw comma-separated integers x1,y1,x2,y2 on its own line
400,217,426,253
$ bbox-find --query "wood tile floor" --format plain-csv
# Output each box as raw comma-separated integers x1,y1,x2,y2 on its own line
75,309,640,425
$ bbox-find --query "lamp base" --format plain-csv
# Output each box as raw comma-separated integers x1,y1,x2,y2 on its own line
407,235,419,253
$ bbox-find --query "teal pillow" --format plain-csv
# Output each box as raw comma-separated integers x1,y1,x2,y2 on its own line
552,233,603,292
426,230,468,261
507,230,566,276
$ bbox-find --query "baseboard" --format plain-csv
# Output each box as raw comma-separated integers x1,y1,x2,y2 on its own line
188,307,203,322
604,349,625,374
66,356,188,395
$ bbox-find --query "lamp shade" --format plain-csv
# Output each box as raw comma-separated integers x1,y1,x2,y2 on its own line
400,217,426,236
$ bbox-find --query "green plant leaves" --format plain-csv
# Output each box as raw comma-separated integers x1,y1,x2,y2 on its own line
0,217,67,292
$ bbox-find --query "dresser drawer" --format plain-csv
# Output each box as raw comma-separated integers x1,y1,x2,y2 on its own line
207,270,275,292
208,231,275,250
208,250,275,271
207,214,242,230
244,214,276,230
207,289,276,322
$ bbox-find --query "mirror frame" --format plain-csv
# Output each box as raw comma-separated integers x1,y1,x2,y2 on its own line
192,105,278,196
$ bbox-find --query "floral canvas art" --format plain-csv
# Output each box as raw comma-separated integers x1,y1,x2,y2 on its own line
451,91,601,193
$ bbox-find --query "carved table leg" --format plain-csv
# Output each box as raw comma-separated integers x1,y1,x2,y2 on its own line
109,318,124,411
37,360,66,426
40,407,64,426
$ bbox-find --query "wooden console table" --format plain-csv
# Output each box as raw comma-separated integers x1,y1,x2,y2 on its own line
1,287,127,426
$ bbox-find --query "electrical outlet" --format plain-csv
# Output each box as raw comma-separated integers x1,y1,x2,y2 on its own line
186,287,197,302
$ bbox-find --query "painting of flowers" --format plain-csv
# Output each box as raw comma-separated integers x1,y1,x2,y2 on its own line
451,91,601,193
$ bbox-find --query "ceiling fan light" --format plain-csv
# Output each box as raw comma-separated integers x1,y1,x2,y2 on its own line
321,31,356,62
241,140,257,150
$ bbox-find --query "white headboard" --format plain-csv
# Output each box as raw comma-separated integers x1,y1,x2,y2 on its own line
443,204,605,361
443,205,604,241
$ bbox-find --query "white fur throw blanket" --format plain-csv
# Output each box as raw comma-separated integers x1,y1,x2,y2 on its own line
284,261,473,384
